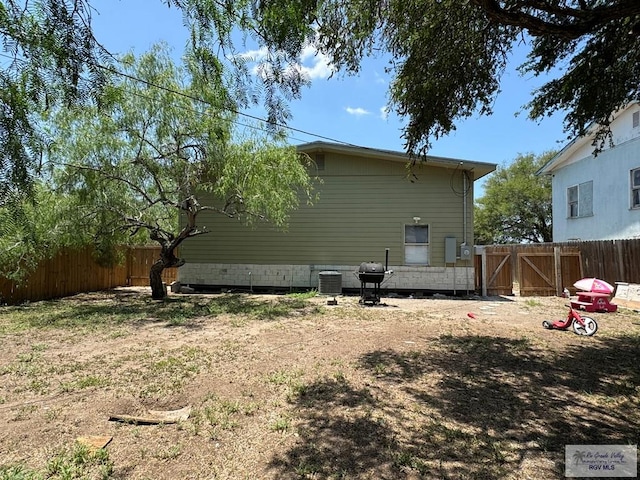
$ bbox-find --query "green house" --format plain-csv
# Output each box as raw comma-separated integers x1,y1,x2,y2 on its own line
178,141,495,293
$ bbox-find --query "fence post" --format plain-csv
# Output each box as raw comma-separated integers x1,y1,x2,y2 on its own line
126,248,132,286
510,245,517,288
481,246,488,297
554,247,562,297
616,240,625,283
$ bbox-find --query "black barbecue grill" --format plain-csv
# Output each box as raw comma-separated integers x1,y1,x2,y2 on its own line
356,249,393,305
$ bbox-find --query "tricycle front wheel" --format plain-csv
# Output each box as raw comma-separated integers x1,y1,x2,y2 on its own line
573,316,598,336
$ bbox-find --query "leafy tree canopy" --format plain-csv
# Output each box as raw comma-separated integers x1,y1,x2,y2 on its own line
0,0,110,204
0,0,308,202
254,0,640,155
44,44,315,298
4,0,639,202
474,151,555,244
0,182,85,281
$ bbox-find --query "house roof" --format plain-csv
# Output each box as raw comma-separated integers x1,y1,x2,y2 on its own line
536,128,595,176
296,141,496,181
537,102,639,176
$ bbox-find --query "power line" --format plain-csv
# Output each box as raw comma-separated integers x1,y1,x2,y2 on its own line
95,62,360,147
0,49,315,143
124,84,313,145
1,46,362,146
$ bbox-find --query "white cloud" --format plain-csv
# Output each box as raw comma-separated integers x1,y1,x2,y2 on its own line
380,106,390,120
236,43,334,82
299,45,334,80
237,46,270,63
345,107,371,116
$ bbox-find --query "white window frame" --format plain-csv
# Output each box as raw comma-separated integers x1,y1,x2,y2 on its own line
567,181,593,218
404,224,429,265
631,168,640,209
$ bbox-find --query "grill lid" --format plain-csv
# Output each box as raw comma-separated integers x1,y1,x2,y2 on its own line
359,262,383,274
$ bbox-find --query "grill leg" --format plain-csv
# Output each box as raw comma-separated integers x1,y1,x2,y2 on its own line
360,281,381,305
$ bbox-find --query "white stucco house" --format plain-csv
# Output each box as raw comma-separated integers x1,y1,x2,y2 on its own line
537,102,640,241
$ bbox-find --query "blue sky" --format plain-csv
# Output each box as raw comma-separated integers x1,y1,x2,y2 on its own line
91,1,569,194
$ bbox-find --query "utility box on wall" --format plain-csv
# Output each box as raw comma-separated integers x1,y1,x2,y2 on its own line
460,244,472,260
445,237,457,263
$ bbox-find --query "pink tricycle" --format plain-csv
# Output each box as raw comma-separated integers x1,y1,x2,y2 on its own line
542,304,598,336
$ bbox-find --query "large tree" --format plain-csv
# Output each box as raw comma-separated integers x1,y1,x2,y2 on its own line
6,0,638,200
0,0,111,205
255,0,640,156
0,0,306,202
474,152,554,244
46,45,315,299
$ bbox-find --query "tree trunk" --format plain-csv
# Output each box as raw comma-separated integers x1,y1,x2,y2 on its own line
148,203,200,299
149,244,187,300
150,259,167,300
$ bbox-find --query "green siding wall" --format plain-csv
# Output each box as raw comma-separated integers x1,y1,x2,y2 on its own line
181,152,474,267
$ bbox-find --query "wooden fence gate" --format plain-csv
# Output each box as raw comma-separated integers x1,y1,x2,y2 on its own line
478,239,640,297
477,249,513,296
476,244,583,296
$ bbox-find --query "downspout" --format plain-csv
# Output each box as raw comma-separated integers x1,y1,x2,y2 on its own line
463,171,469,294
463,171,468,245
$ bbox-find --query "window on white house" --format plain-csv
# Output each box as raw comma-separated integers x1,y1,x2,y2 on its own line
633,111,640,129
568,185,578,217
632,168,640,208
404,224,429,265
567,181,593,218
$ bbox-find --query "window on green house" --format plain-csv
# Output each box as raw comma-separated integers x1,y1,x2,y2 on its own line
404,224,429,265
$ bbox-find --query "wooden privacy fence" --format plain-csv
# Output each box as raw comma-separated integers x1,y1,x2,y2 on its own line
0,246,177,305
476,239,640,296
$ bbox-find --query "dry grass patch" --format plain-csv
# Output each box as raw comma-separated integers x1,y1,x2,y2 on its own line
0,289,639,479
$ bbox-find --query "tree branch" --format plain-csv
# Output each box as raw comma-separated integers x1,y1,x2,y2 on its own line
471,0,640,39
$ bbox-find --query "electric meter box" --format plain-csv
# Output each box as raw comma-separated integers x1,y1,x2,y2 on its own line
460,244,472,260
445,237,457,263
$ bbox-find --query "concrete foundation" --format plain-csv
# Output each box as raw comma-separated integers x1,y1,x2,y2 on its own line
178,263,475,294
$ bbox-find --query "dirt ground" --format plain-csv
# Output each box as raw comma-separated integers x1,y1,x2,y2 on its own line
0,289,639,479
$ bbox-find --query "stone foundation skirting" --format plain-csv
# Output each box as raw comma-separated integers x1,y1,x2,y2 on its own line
178,263,475,293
